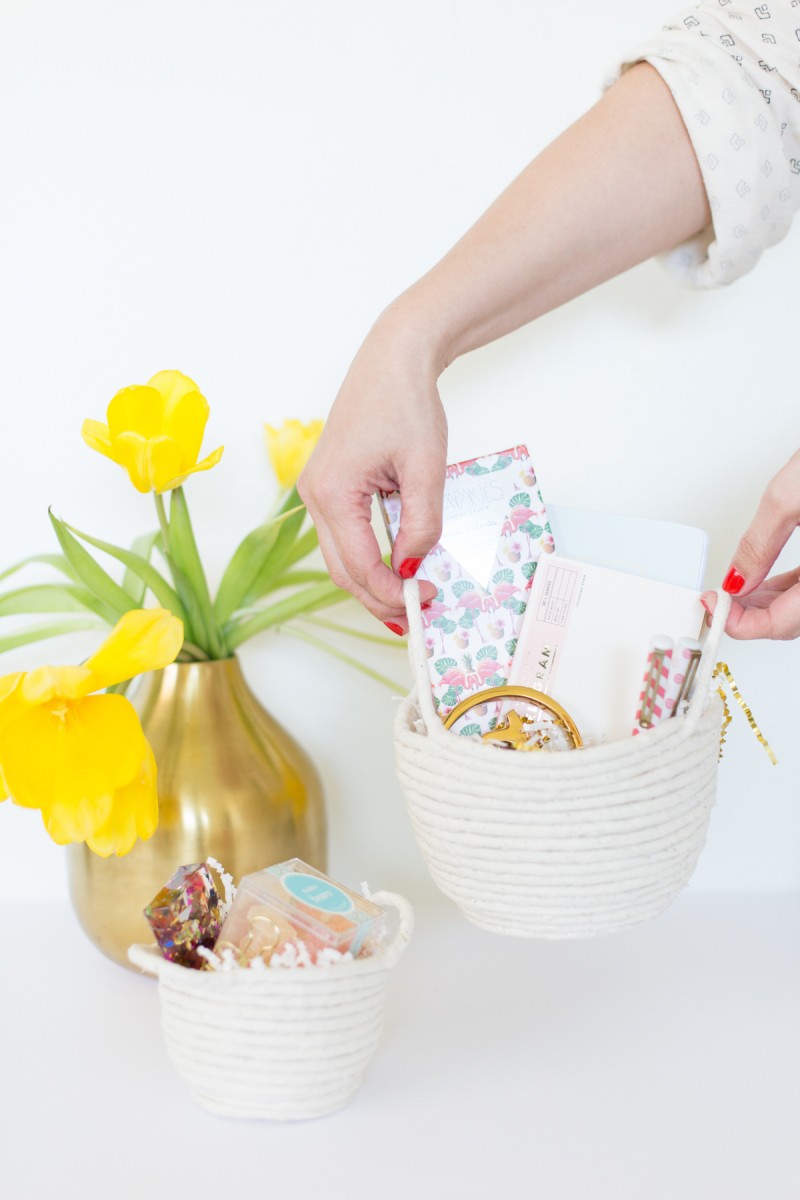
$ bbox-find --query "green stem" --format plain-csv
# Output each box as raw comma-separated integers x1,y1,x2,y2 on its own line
278,623,408,692
153,491,203,650
154,493,171,553
168,487,228,659
299,614,406,648
178,641,211,661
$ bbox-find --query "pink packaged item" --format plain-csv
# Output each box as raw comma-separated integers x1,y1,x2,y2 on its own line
380,445,554,729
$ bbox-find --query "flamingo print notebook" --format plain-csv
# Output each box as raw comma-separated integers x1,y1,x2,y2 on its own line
380,445,554,728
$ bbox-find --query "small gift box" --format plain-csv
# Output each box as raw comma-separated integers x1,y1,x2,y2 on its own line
129,890,413,1121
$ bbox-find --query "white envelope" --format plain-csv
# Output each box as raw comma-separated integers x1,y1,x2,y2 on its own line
508,553,704,744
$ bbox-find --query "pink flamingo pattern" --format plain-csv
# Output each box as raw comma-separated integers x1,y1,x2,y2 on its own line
381,445,554,728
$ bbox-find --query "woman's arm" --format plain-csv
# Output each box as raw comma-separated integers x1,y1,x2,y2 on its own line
299,63,710,626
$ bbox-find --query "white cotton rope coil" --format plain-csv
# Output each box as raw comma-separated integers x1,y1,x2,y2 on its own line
395,580,731,939
128,890,413,1121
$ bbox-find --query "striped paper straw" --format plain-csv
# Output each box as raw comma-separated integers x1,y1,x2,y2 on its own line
633,635,674,734
666,638,702,718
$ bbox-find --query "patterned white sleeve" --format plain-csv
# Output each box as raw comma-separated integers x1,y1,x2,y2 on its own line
605,2,800,288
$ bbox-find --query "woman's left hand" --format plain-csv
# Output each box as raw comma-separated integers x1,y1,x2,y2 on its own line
702,450,800,640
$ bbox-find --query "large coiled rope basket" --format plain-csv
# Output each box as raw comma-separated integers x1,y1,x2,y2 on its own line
395,581,730,939
128,890,413,1120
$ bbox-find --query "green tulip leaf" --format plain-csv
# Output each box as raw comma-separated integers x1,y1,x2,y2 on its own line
279,623,407,693
0,618,106,654
242,488,311,603
48,510,136,618
299,613,407,648
250,568,331,601
214,503,305,625
0,553,81,586
0,583,114,621
122,531,161,605
64,522,185,621
225,580,347,651
278,525,319,572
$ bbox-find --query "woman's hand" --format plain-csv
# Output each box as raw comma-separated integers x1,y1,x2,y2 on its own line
302,64,710,630
702,450,800,640
298,314,444,632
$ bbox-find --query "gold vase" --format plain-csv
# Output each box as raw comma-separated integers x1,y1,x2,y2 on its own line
67,656,326,969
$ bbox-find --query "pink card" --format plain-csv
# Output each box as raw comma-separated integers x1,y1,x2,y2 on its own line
380,445,555,729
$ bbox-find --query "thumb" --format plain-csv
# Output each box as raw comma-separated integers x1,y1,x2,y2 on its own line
724,450,800,596
390,456,445,580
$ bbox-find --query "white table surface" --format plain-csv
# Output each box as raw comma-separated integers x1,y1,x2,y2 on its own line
2,891,798,1200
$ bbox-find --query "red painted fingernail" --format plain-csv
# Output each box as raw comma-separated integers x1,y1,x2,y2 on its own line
384,622,405,636
421,601,432,611
722,567,745,595
398,556,423,579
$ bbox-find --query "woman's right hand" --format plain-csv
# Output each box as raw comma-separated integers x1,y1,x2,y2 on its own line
298,313,444,633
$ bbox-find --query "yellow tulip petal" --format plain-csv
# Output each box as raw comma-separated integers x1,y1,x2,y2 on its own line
0,673,26,734
0,673,22,704
161,443,224,491
112,432,185,493
42,789,114,846
81,419,115,460
145,435,188,493
84,608,184,691
147,370,201,410
112,431,155,492
265,419,324,489
62,696,147,795
107,385,165,441
22,664,94,705
162,390,210,470
0,706,59,810
85,741,158,857
0,695,145,821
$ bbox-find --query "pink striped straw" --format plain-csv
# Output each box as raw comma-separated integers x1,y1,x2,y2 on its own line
632,635,674,735
665,637,703,718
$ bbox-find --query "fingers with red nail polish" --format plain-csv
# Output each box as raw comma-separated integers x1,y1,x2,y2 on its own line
384,622,406,636
724,449,800,607
398,556,423,579
722,567,745,595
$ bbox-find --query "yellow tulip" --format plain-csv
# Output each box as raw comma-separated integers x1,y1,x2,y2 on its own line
265,418,324,490
0,609,183,857
82,370,224,493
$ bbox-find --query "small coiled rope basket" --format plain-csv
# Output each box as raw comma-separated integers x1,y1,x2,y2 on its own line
129,890,413,1120
395,581,730,940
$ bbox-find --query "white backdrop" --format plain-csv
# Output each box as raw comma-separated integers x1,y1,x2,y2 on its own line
0,0,797,904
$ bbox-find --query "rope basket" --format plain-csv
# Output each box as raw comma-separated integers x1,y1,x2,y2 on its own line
128,890,413,1121
395,581,731,939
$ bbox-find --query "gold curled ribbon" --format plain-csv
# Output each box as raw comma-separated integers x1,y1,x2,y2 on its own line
712,662,777,765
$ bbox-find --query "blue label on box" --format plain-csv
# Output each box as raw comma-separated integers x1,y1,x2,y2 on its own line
282,873,354,915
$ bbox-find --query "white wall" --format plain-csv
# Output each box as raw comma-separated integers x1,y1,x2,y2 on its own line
1,0,797,903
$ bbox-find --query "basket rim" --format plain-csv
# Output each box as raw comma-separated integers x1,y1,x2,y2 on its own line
395,686,724,771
